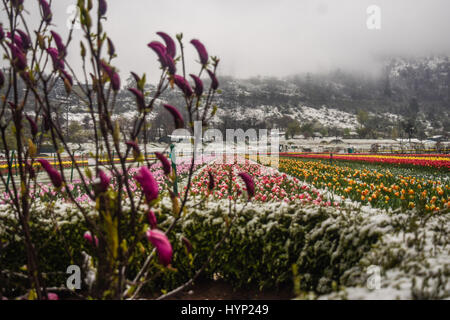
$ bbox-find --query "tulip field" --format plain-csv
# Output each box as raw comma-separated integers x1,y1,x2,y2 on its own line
1,152,449,299
277,157,449,212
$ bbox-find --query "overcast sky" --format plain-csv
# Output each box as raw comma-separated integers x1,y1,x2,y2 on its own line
3,0,450,81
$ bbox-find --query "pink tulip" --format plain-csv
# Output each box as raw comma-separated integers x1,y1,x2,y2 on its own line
47,293,58,300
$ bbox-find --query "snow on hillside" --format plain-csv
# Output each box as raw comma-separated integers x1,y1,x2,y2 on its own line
214,105,359,129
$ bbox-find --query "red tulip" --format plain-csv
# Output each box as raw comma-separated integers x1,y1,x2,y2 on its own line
146,229,172,266
134,166,159,203
37,159,62,188
163,104,184,129
190,39,208,65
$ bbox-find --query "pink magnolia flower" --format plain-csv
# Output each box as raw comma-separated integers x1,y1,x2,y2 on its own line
98,169,110,192
39,0,52,23
190,39,208,65
155,152,171,175
128,88,145,111
25,115,38,136
134,166,159,203
147,41,167,68
147,210,157,229
8,43,27,70
83,231,99,247
189,74,203,97
110,72,121,91
156,32,176,58
238,172,255,200
146,229,172,266
165,54,176,75
107,37,115,57
37,159,62,188
100,60,120,91
173,75,193,97
99,0,107,16
47,47,64,70
163,104,184,129
50,31,66,58
207,69,219,90
16,29,30,51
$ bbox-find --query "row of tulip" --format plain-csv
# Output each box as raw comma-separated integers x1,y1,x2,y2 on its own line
277,158,449,212
189,159,339,207
0,155,214,205
280,153,450,169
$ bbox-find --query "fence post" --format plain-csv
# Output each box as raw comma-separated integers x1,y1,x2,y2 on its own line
70,152,75,182
169,144,178,196
6,150,15,193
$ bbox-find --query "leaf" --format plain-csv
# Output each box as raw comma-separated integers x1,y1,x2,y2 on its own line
28,139,37,158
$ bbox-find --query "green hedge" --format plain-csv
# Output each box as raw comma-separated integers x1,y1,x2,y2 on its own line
0,202,384,297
